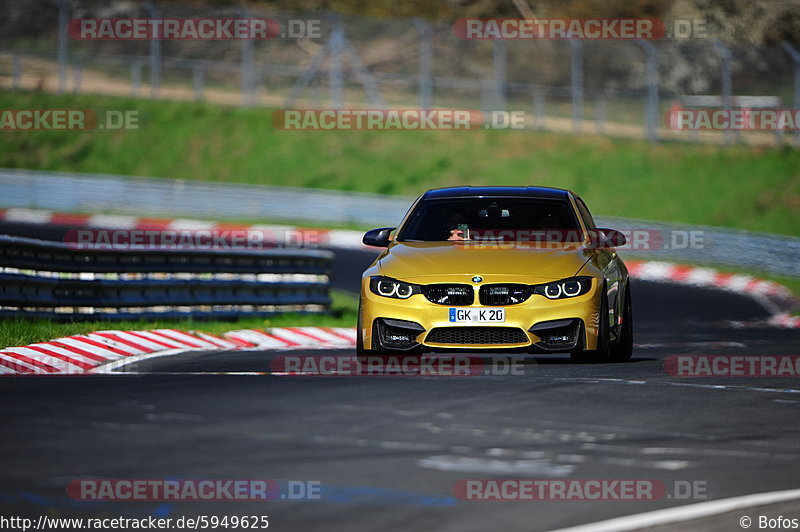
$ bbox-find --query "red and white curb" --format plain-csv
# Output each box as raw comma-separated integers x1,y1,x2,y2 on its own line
626,260,793,306
768,314,800,328
625,260,799,327
0,327,356,376
0,207,367,250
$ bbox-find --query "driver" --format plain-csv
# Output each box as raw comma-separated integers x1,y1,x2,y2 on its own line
445,213,468,241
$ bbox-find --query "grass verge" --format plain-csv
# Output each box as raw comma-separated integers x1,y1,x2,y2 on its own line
1,90,798,236
0,290,358,349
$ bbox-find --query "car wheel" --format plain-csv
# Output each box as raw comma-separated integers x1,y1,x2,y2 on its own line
570,291,611,363
610,282,633,362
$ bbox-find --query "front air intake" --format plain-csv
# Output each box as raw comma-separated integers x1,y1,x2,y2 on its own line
425,327,528,345
423,284,474,306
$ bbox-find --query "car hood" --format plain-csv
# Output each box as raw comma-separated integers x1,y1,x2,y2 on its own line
378,241,591,283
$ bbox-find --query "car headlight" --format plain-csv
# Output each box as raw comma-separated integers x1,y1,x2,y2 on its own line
369,276,421,299
533,276,592,299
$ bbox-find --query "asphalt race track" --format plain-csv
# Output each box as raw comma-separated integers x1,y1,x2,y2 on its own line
2,220,800,531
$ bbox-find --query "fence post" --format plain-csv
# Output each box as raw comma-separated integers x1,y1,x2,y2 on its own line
533,84,545,129
493,39,507,111
73,61,82,94
193,66,205,101
595,93,606,134
329,15,345,109
240,6,255,106
52,0,69,94
12,54,20,91
713,41,733,144
569,40,583,133
132,59,142,97
414,19,433,109
782,42,800,146
480,80,491,115
144,2,161,99
636,39,659,142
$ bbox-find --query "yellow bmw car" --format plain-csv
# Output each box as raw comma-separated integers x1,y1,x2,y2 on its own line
358,186,633,363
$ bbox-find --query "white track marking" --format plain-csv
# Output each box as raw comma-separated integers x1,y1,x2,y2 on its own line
549,488,800,532
556,377,800,395
634,341,746,349
581,442,800,461
597,456,689,470
87,214,138,228
3,208,53,224
417,455,575,477
166,219,217,230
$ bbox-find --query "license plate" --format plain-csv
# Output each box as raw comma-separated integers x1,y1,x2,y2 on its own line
449,308,505,323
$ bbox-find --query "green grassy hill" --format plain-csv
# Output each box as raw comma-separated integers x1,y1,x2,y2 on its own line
1,90,798,235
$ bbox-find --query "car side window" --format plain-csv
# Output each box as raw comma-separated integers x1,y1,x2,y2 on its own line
575,197,596,229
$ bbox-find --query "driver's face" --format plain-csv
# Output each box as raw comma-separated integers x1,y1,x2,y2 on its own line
446,214,467,240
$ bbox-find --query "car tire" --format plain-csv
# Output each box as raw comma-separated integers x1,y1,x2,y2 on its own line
610,282,633,362
570,291,611,363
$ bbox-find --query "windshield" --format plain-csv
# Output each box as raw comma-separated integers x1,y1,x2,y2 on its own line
397,197,583,242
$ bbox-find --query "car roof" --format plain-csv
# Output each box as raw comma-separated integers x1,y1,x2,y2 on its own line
421,186,572,200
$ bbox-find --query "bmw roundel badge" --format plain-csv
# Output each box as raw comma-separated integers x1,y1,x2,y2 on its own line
472,276,483,283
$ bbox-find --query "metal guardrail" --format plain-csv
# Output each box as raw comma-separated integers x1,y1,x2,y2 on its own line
1,168,798,278
0,234,333,320
599,216,800,279
0,168,407,228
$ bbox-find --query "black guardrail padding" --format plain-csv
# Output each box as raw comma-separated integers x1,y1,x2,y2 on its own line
0,235,333,319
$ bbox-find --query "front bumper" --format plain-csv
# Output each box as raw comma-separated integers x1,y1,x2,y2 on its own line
360,277,601,352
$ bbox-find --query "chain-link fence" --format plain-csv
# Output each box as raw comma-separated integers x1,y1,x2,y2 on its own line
1,1,800,145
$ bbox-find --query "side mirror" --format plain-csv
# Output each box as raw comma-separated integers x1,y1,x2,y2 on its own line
591,228,627,248
363,227,395,247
